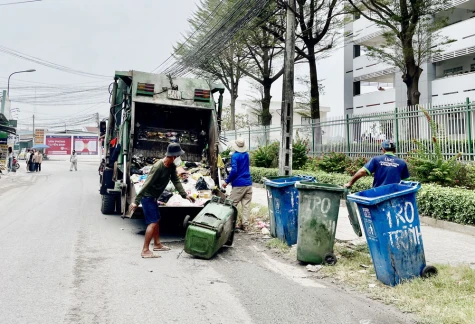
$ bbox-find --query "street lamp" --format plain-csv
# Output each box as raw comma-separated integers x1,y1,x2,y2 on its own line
7,69,36,96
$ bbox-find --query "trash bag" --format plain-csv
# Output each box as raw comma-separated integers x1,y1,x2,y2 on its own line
158,191,174,203
185,161,198,168
130,167,143,175
195,177,209,191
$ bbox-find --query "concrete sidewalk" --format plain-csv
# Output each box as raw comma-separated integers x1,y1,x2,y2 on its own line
251,186,475,269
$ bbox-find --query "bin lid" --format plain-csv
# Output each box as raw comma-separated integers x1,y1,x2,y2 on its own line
295,182,345,192
264,176,316,188
344,191,363,237
346,181,421,206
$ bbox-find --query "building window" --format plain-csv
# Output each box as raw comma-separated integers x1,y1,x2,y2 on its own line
353,45,361,58
444,66,463,76
353,81,361,96
301,117,311,125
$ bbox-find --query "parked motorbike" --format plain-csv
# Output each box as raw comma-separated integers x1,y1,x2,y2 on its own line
13,156,20,171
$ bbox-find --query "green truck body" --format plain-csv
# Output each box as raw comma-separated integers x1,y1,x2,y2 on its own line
99,70,225,230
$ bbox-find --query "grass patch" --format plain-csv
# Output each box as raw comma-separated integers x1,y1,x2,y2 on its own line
265,238,291,253
322,243,475,324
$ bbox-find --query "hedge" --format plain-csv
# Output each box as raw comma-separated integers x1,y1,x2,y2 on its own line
251,167,475,226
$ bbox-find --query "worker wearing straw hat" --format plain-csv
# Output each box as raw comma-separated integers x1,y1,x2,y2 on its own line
222,138,253,231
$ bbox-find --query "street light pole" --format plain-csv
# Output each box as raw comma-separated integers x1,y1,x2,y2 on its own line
7,69,36,96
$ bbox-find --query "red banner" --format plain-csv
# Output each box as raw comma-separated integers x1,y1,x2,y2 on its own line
73,136,98,155
45,135,72,155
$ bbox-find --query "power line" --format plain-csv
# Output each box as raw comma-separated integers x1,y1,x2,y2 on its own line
0,45,110,79
152,0,271,77
0,0,41,6
150,0,226,73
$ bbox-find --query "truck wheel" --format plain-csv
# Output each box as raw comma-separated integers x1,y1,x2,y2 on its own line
183,215,191,229
101,194,116,214
324,253,337,266
422,265,438,278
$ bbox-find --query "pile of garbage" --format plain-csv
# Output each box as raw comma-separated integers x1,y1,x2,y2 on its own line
130,157,216,207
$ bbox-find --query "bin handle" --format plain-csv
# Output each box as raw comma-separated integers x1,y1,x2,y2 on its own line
400,181,421,189
296,174,317,182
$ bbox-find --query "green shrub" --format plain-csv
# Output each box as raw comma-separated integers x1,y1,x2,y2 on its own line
251,167,373,193
345,156,369,176
417,184,475,225
301,156,321,172
317,152,351,173
251,167,475,225
292,138,309,170
453,163,475,190
251,142,279,168
407,107,461,187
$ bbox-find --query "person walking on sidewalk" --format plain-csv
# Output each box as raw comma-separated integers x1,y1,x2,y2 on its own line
28,149,35,172
129,143,195,259
36,151,43,172
33,150,39,172
25,149,31,171
70,150,78,171
7,147,13,172
222,138,253,231
345,140,410,189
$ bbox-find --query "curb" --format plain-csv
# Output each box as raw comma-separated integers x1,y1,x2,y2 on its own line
420,216,475,237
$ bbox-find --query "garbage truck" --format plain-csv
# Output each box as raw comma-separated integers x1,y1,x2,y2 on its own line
99,70,226,230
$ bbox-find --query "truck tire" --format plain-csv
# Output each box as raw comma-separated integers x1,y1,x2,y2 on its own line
101,194,116,214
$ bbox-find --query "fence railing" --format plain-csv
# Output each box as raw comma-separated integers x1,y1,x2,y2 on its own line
222,98,475,161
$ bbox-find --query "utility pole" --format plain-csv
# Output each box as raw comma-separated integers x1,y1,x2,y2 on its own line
278,0,297,176
32,114,35,145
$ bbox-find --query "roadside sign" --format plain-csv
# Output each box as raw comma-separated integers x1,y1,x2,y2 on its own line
35,129,45,145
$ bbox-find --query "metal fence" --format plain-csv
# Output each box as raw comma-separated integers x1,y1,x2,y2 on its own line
223,98,475,160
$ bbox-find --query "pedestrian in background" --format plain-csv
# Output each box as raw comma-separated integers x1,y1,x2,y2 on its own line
25,149,31,170
7,147,13,172
222,138,253,231
70,150,78,171
28,149,35,172
36,151,43,172
33,150,39,172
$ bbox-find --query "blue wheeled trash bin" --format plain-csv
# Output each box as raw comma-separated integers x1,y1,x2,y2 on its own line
263,176,315,246
347,181,437,286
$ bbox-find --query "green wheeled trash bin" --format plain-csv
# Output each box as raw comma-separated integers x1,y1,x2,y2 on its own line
295,182,362,265
184,196,238,259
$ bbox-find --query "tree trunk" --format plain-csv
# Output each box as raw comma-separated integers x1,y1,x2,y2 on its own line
307,48,320,120
307,48,322,154
261,80,273,126
403,64,423,140
230,82,238,130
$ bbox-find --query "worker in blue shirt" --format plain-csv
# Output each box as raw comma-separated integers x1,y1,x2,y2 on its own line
222,138,253,231
345,140,410,188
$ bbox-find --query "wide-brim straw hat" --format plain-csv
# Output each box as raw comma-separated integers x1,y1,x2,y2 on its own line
231,138,248,153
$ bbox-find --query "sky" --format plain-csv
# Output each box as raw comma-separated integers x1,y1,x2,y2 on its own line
0,0,344,131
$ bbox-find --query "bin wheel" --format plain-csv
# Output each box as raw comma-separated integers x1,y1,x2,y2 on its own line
216,224,224,238
422,265,438,278
183,215,191,229
324,253,337,266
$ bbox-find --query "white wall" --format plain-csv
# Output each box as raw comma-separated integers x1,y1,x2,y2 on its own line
432,72,475,104
354,88,396,114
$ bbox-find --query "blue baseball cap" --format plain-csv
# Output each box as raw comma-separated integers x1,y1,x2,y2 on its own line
381,140,396,150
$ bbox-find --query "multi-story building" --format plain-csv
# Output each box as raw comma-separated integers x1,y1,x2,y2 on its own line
344,0,475,115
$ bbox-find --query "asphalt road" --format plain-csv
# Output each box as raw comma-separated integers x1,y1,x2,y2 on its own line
0,161,413,324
